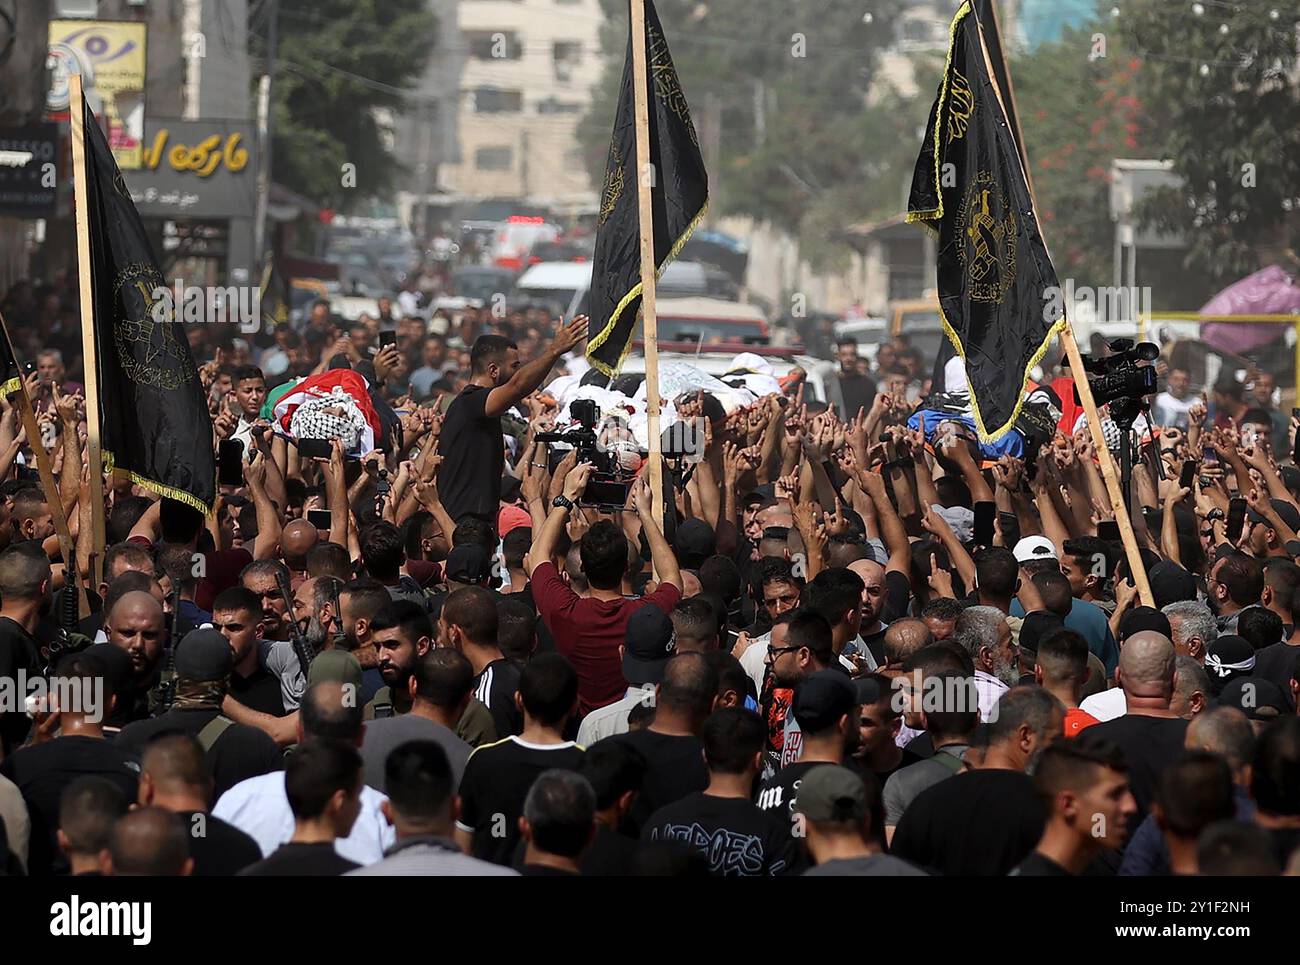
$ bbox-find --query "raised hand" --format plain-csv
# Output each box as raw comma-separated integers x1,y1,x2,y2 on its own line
550,315,589,355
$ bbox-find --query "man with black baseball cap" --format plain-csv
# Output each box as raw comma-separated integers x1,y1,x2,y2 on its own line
115,628,284,798
757,671,856,819
674,518,717,572
797,765,926,876
444,545,495,590
1246,498,1300,559
577,606,674,747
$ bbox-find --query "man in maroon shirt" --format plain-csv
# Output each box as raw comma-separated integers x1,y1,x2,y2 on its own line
530,465,683,714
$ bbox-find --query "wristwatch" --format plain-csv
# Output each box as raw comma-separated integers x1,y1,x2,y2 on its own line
1206,508,1225,521
553,495,575,511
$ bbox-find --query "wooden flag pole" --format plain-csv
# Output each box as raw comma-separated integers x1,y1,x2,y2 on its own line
971,13,1154,607
630,0,666,560
69,74,108,590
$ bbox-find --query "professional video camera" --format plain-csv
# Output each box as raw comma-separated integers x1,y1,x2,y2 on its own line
536,398,634,506
1075,338,1159,431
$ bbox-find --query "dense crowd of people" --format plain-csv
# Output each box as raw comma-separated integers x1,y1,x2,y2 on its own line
1,277,1299,877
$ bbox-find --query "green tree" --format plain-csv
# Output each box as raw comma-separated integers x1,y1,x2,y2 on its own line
1012,22,1158,290
250,0,437,209
578,0,903,271
1114,1,1300,283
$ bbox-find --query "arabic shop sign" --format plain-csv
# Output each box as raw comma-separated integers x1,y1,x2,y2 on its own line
125,119,256,219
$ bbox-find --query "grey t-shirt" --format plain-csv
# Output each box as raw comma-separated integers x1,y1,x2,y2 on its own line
803,854,929,876
260,640,304,712
361,715,471,793
882,744,967,828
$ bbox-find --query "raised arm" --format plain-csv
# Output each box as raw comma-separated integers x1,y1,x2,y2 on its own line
244,450,283,560
634,473,682,592
484,316,587,418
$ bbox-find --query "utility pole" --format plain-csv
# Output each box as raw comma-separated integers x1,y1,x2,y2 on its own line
253,0,279,270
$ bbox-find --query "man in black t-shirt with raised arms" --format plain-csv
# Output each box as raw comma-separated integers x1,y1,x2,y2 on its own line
1011,735,1136,876
437,318,587,526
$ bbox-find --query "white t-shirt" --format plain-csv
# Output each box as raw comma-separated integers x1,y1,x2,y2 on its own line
1079,687,1128,722
213,771,395,866
739,631,772,696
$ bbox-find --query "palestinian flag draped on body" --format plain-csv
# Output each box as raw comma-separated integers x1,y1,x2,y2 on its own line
77,93,215,512
586,0,709,377
906,0,1064,442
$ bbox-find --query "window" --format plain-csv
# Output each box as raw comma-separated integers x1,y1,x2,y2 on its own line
552,40,583,81
475,146,514,171
465,30,522,60
537,97,583,115
472,88,523,113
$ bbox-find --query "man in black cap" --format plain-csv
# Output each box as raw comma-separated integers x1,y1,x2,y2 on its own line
797,764,925,876
674,518,717,572
757,670,856,819
1245,497,1300,560
577,605,673,746
444,545,495,591
115,628,284,799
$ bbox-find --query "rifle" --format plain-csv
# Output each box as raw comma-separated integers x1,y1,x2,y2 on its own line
275,568,316,681
328,578,348,650
153,582,182,714
44,564,91,670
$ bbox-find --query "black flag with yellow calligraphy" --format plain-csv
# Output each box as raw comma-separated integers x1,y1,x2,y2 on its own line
587,0,708,377
78,93,215,513
259,254,291,332
0,314,23,397
907,0,1063,442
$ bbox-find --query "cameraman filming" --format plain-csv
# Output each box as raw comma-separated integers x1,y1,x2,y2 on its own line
437,316,588,527
529,464,682,715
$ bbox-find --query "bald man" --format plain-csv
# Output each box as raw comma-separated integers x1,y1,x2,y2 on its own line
108,806,193,876
105,590,167,722
280,519,319,578
847,557,890,666
881,618,933,675
1085,631,1189,820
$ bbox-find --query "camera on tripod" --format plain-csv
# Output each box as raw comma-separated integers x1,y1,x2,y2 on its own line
1075,338,1159,427
536,398,634,506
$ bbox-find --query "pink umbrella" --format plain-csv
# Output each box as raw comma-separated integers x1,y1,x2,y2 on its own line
1200,265,1300,356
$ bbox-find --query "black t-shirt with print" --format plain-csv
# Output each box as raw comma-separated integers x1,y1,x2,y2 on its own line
641,792,794,876
456,736,585,865
474,658,523,738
